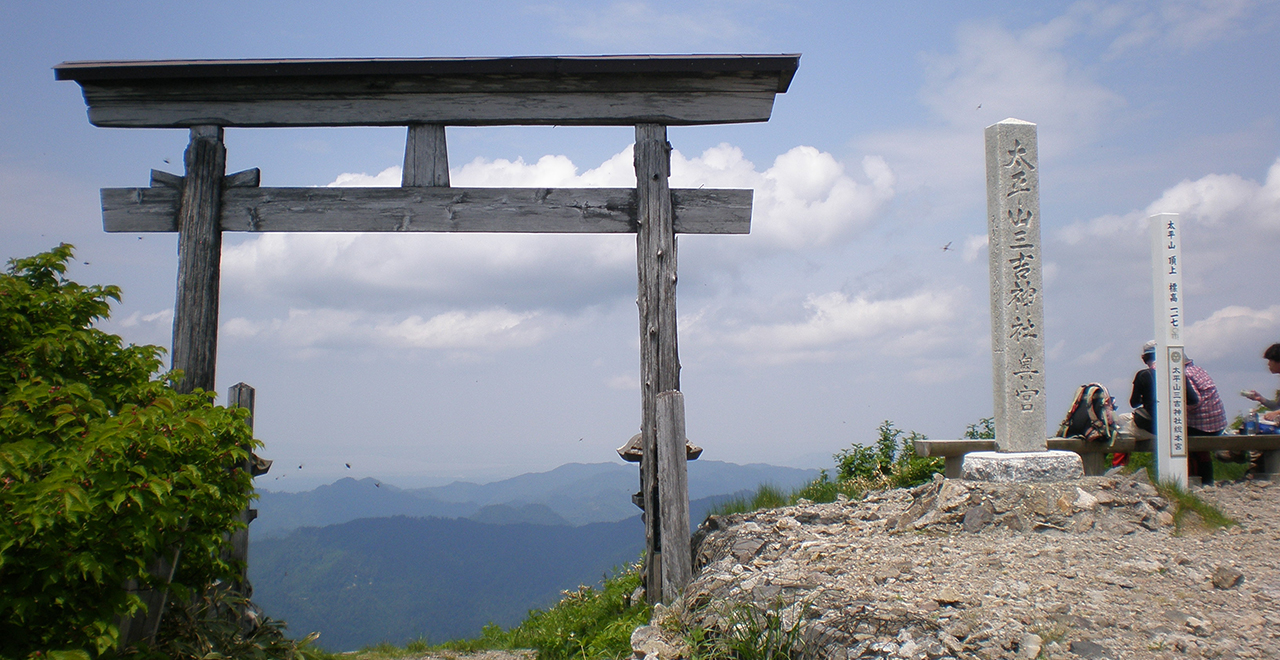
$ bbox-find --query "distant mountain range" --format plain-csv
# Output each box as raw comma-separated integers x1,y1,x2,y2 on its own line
251,461,820,539
250,493,748,652
246,461,820,652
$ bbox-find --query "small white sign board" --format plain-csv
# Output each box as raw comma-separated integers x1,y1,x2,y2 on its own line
1150,212,1188,487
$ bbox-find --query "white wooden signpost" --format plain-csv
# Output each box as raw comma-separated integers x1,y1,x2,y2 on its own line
1150,212,1189,488
58,55,800,637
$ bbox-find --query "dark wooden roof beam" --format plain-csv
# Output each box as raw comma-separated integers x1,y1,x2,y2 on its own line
55,54,800,128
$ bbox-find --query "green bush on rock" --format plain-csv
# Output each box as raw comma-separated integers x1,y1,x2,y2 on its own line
0,246,258,657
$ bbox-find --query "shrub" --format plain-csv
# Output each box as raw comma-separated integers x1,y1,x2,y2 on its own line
835,421,943,490
962,417,995,440
0,246,258,657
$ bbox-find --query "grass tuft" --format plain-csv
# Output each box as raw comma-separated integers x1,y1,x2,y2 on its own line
683,599,815,660
1153,478,1236,533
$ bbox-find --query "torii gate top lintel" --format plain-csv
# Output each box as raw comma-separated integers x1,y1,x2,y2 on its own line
55,54,800,128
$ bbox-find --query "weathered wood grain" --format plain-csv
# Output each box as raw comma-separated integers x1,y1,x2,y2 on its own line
170,125,224,395
403,124,449,187
656,390,692,603
80,92,780,128
101,186,752,234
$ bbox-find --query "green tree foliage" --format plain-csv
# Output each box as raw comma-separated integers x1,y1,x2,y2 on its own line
0,246,258,658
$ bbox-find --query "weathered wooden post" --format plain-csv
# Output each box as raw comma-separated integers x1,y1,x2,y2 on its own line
113,551,181,647
656,391,692,602
172,126,226,394
635,123,684,601
226,382,258,594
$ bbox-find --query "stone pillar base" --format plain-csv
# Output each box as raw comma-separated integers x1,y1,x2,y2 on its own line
961,450,1084,483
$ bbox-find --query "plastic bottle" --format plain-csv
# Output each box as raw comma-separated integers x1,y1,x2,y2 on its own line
1244,411,1258,435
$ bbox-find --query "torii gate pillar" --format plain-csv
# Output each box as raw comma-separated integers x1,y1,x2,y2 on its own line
171,126,226,394
635,124,691,602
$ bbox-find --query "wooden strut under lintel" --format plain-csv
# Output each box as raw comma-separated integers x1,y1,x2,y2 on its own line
403,124,450,187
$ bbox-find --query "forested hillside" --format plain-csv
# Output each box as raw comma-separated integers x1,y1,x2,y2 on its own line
248,494,741,651
250,515,641,651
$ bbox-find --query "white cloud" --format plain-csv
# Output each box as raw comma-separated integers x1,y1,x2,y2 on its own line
720,288,966,363
1073,341,1114,366
919,20,1126,144
858,9,1129,216
606,374,638,391
673,144,895,249
222,307,550,352
1058,157,1280,243
222,143,894,316
114,309,173,328
1184,305,1280,361
962,234,989,263
453,149,636,188
1093,0,1261,55
328,166,400,187
217,141,899,356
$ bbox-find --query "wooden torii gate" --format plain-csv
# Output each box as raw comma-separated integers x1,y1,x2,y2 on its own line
57,54,799,607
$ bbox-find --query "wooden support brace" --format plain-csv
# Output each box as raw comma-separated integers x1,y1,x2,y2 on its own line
403,124,450,187
945,455,963,479
149,167,258,190
226,383,256,596
657,390,692,603
150,168,183,189
1080,452,1109,477
225,168,261,189
1263,451,1280,481
114,548,181,648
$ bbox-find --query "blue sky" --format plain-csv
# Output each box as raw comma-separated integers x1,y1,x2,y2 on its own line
3,1,1278,489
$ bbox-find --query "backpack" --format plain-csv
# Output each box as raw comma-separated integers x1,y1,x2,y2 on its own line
1057,383,1118,442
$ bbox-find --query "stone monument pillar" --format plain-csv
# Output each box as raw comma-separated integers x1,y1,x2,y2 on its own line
963,119,1083,482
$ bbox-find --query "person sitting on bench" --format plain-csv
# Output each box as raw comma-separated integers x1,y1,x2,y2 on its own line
1242,342,1280,424
1185,354,1227,484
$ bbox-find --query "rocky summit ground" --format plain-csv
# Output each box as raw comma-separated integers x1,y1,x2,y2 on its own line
633,472,1280,660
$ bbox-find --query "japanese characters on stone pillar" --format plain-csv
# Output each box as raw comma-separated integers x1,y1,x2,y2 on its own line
1150,212,1189,487
985,119,1047,453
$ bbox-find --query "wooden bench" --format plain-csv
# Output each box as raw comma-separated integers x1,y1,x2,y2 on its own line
913,435,1280,479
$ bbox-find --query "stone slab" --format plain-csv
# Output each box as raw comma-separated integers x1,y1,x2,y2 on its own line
985,119,1047,452
961,450,1083,483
